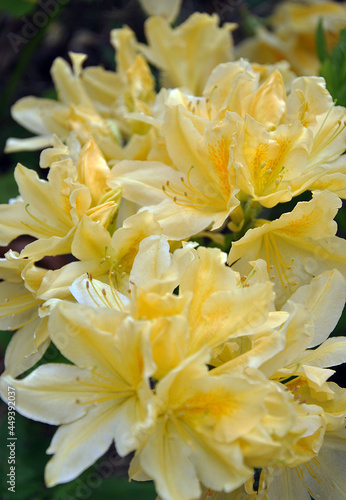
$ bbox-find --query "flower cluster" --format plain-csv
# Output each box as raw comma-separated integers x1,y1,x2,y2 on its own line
1,2,346,500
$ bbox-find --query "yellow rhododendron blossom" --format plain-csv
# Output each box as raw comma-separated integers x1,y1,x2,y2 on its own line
0,139,120,261
138,0,182,23
228,190,346,307
202,269,346,500
138,13,236,95
236,0,346,76
36,210,166,302
1,303,156,486
5,53,122,160
110,108,241,240
0,251,50,377
6,37,157,160
0,5,346,500
129,350,294,500
110,62,346,239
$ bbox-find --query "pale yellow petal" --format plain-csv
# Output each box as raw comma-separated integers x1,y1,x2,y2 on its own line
1,364,90,425
287,269,346,347
138,0,182,23
3,318,49,377
45,402,117,486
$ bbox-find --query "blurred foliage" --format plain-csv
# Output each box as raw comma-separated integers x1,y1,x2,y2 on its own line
317,22,346,107
0,0,37,18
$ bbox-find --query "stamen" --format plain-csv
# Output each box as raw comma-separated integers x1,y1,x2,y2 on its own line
263,234,297,288
304,462,322,485
0,297,41,318
24,204,66,237
313,101,337,142
7,313,39,330
295,464,304,479
238,268,256,287
76,393,132,405
107,260,126,309
201,490,218,500
92,368,129,388
309,146,346,169
162,169,221,210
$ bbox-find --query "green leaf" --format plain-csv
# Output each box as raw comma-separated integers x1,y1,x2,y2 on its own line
0,170,19,204
319,28,346,107
0,0,37,17
316,18,328,62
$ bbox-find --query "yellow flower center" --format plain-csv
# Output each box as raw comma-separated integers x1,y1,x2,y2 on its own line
252,136,290,195
207,136,231,199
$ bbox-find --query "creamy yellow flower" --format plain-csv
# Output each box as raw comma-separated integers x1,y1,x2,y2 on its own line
230,73,346,206
191,426,346,499
111,61,345,231
0,302,156,486
228,190,346,307
175,430,346,500
6,33,157,160
138,13,236,95
5,53,123,160
234,117,312,207
236,1,346,76
128,248,280,380
285,77,346,197
0,139,120,261
67,245,280,381
110,107,241,240
35,210,165,302
0,251,50,377
138,0,182,23
211,261,346,483
130,350,291,500
238,382,346,500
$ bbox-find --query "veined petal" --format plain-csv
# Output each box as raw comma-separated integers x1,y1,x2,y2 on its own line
138,418,201,500
228,191,346,307
1,364,90,425
263,467,311,500
5,135,55,154
3,318,49,378
130,235,171,288
109,159,183,206
45,402,117,486
10,96,67,136
71,215,111,262
296,337,346,370
0,282,41,331
48,301,128,376
77,138,111,206
287,269,346,347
